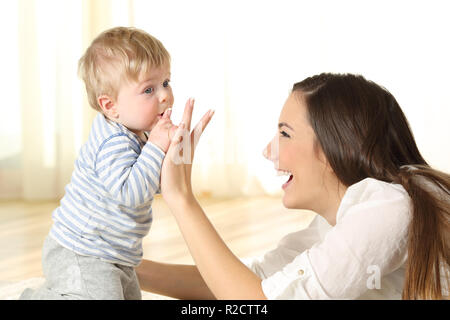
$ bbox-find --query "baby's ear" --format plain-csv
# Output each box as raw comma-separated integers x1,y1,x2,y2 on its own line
98,95,118,119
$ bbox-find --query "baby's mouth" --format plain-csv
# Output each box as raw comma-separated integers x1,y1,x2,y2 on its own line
157,107,172,119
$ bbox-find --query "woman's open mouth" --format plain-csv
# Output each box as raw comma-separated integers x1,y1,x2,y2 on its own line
277,170,293,190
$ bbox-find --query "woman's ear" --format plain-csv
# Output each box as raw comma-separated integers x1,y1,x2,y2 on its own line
98,95,119,119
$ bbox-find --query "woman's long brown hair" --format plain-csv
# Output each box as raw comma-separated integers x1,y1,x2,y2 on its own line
293,73,450,299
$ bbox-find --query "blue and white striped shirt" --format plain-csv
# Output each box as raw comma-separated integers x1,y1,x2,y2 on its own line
49,113,165,266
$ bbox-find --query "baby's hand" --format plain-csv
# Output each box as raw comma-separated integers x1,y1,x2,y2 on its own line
147,108,178,153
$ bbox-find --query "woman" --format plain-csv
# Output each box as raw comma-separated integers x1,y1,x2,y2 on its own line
136,73,450,299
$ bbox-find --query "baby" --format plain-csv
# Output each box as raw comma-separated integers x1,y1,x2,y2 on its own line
20,27,178,299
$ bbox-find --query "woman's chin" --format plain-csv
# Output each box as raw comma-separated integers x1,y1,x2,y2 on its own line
282,195,297,209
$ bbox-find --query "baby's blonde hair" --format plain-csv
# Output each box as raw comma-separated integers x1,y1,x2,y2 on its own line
78,27,170,111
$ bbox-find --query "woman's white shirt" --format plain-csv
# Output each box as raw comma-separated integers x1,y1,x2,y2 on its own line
243,177,412,299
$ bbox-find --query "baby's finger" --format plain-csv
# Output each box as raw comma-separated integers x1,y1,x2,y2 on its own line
162,108,172,120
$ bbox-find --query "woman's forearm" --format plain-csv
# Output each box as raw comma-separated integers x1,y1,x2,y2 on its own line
135,259,216,300
172,198,267,300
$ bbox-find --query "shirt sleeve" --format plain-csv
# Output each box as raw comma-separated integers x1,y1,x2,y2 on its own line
259,187,411,299
94,134,165,208
242,215,326,279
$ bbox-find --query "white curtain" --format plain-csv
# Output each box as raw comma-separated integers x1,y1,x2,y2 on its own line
1,0,449,200
0,0,133,200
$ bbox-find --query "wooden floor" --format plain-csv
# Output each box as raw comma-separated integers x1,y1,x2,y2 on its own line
0,195,315,283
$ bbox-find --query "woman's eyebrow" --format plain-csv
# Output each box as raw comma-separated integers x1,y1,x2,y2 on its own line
278,122,294,131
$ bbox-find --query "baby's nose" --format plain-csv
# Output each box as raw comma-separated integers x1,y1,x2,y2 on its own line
159,91,168,103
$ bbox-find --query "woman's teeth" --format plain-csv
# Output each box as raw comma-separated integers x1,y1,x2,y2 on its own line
276,169,293,189
276,170,291,176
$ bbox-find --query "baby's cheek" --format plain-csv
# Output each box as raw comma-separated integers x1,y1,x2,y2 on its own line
142,113,158,130
147,108,159,121
148,118,159,130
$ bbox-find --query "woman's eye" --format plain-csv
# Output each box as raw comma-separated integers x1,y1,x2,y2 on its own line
144,87,154,94
163,80,170,88
280,131,290,138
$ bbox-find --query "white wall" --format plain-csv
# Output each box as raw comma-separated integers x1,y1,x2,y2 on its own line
1,0,448,198
133,0,450,194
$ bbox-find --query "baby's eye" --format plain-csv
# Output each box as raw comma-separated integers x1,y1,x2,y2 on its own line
280,131,290,138
144,87,154,94
163,80,171,88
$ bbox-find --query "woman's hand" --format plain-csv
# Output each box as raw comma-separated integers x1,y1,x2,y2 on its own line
160,98,214,208
159,98,266,299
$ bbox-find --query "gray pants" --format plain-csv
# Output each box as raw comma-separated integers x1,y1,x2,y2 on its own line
19,235,142,300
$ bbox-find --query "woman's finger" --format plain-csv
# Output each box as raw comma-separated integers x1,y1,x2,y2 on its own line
168,123,178,141
180,98,194,131
171,123,185,144
190,109,215,157
165,123,185,163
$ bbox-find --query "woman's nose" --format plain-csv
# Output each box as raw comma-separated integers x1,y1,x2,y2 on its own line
263,137,278,162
